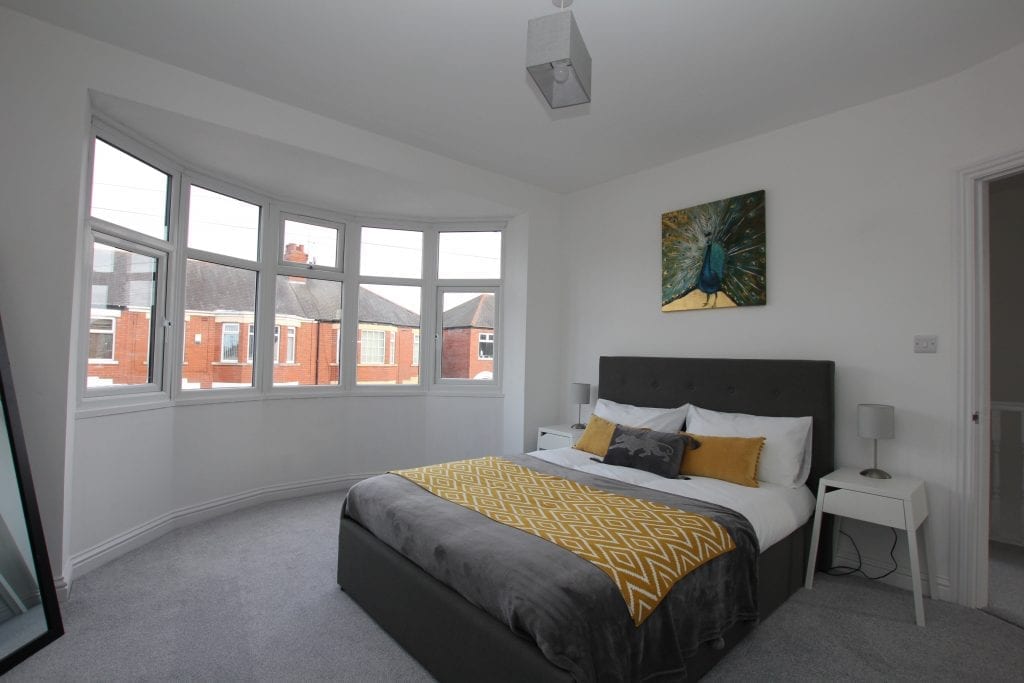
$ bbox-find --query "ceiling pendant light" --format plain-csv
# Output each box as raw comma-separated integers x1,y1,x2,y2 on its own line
526,0,591,109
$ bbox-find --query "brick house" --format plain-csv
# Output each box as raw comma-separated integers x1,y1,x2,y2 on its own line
440,294,495,380
88,249,494,388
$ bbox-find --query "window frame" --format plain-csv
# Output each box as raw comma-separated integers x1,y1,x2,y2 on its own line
478,332,495,360
434,285,500,387
79,123,175,404
220,322,241,363
77,117,505,415
87,315,117,363
286,326,296,364
177,172,265,397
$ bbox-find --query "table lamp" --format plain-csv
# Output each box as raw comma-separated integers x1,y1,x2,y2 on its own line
570,382,590,429
858,403,894,479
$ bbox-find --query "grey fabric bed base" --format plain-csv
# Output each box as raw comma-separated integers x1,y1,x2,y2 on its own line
338,515,809,682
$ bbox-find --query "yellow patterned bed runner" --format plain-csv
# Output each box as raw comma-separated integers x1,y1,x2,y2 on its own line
390,456,735,626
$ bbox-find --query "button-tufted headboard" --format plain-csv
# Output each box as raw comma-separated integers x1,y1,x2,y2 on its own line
598,356,835,494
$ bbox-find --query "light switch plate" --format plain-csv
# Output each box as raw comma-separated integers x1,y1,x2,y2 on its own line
914,335,938,353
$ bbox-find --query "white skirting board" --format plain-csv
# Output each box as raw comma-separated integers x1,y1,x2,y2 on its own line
832,548,952,603
58,472,378,596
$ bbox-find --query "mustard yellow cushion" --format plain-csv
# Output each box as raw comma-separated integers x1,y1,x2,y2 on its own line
575,415,617,457
680,433,764,487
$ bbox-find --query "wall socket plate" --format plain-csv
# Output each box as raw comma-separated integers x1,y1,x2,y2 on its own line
914,335,938,353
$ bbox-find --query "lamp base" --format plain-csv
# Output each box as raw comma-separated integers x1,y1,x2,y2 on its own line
860,467,892,480
570,423,586,430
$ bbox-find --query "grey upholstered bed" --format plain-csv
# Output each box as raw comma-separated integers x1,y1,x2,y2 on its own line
338,356,835,681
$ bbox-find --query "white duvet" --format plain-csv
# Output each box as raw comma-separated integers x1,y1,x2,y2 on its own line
528,446,815,551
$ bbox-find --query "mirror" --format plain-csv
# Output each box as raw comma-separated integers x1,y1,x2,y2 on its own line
0,314,62,674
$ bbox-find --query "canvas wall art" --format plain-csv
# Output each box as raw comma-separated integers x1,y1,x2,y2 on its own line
661,189,766,311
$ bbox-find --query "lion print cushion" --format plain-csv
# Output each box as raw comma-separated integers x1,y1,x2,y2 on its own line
602,424,696,478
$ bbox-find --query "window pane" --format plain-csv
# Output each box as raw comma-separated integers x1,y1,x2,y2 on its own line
221,323,240,362
182,260,256,390
283,219,339,269
440,291,495,381
187,185,260,261
438,232,502,279
359,227,422,278
90,139,170,240
86,243,157,389
273,276,342,386
357,284,420,385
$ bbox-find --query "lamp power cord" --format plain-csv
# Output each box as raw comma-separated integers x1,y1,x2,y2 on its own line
825,527,899,580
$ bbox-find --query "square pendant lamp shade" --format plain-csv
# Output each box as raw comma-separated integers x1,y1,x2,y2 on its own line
527,10,592,109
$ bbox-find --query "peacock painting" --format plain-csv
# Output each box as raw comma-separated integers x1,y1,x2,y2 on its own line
661,190,766,311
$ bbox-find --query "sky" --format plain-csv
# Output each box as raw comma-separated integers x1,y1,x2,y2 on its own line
91,138,501,315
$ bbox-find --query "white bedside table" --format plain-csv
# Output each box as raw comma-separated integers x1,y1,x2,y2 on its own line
804,468,937,626
536,424,583,450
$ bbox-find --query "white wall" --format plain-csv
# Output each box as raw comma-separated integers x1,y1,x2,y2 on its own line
0,7,565,586
561,43,1024,601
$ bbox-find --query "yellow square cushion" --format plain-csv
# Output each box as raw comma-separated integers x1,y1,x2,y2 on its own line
680,433,764,488
574,414,617,457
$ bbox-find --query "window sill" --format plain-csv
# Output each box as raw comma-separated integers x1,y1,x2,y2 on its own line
87,359,118,365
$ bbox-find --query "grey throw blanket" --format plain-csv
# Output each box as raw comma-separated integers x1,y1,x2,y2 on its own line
342,454,758,682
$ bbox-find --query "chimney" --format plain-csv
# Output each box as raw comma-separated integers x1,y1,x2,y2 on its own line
284,243,308,264
285,243,309,284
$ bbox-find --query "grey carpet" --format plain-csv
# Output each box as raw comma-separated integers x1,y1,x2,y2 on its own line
987,540,1024,629
5,491,1024,681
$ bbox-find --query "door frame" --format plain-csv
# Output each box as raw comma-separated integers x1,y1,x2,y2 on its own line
955,149,1024,608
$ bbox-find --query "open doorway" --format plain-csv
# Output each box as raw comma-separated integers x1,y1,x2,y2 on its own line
987,171,1024,626
955,150,1024,611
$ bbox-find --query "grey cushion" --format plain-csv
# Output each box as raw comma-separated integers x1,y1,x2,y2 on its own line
603,425,688,478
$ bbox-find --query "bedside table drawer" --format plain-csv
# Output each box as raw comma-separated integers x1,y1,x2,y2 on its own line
822,489,906,528
538,432,571,450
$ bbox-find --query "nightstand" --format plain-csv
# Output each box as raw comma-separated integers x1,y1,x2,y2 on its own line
804,468,937,626
536,424,583,450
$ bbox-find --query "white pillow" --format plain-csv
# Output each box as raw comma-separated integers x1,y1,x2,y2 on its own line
685,405,813,488
592,398,689,433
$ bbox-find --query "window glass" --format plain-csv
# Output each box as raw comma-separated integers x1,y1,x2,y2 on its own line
357,284,420,385
86,243,157,389
272,276,342,386
90,138,170,240
182,260,256,390
359,227,422,278
221,323,240,362
478,332,494,360
282,219,339,269
438,231,502,279
187,185,260,261
440,291,495,381
88,317,115,360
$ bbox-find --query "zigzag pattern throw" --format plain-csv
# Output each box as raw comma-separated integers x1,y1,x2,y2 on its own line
391,456,735,625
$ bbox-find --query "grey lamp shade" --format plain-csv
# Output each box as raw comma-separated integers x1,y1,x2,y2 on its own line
570,382,591,405
857,404,895,439
526,11,592,109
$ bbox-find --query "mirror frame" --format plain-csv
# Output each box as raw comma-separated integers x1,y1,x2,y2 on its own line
0,313,63,675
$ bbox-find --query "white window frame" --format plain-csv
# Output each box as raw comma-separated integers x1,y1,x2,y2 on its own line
79,123,174,404
273,325,281,364
287,326,296,364
247,324,255,363
412,332,420,367
433,225,503,389
77,117,504,414
360,329,386,365
478,332,494,360
178,172,264,397
87,315,117,362
221,322,240,363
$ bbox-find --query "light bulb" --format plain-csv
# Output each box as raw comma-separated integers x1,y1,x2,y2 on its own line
552,63,571,84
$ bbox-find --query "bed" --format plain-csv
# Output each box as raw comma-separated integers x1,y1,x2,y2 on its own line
338,356,835,681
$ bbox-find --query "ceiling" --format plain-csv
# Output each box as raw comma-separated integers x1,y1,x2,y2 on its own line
5,0,1024,194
